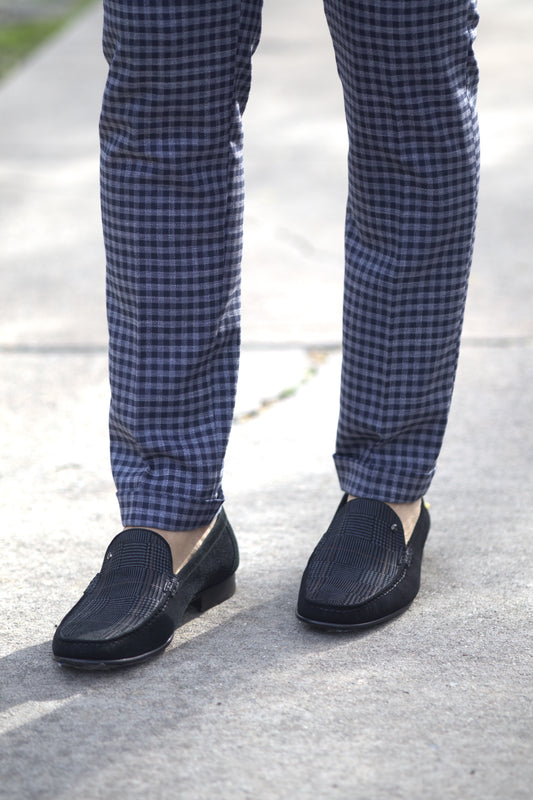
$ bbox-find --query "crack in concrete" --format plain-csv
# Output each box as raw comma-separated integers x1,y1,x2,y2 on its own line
0,341,336,426
233,349,331,424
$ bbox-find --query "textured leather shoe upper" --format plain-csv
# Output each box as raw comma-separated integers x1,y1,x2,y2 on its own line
56,528,175,642
297,497,430,628
303,498,408,606
53,509,238,665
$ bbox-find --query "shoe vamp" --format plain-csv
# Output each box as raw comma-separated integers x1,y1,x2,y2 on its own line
315,532,403,570
306,538,404,606
60,570,168,641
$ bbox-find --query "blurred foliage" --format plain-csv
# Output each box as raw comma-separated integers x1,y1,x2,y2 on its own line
0,0,94,79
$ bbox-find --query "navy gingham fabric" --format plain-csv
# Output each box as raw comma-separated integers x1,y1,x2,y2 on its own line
100,0,479,528
327,0,480,501
101,0,262,528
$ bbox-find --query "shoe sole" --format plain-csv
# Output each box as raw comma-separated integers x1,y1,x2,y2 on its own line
53,635,174,671
296,602,411,632
54,573,236,671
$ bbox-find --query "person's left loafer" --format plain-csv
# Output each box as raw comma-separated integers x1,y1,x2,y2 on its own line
297,496,430,630
52,509,238,670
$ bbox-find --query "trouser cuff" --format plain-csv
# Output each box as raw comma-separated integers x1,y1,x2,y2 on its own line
118,490,223,531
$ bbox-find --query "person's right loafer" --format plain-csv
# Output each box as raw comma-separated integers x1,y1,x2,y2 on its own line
52,508,239,670
297,496,430,630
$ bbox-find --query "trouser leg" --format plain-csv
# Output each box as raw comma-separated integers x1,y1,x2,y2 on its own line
324,0,480,501
101,0,263,529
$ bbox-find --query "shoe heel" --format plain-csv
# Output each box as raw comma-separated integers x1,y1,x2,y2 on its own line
191,573,236,613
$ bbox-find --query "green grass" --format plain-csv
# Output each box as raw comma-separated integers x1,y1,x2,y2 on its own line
0,19,59,77
0,1,95,79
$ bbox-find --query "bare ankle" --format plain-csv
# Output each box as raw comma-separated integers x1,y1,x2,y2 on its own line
385,500,422,543
346,496,422,544
124,518,216,573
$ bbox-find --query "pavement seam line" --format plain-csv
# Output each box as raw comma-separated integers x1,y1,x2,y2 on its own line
2,338,533,355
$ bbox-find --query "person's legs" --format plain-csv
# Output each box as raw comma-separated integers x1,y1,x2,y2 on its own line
53,0,263,669
102,0,262,534
298,0,480,628
329,0,480,502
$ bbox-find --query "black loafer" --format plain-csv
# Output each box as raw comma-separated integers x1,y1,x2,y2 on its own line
52,509,238,670
297,496,430,630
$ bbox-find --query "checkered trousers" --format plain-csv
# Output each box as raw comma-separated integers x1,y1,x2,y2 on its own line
326,0,480,502
101,0,262,528
101,0,479,529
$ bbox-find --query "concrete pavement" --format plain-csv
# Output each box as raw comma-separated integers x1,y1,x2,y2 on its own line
0,1,531,798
